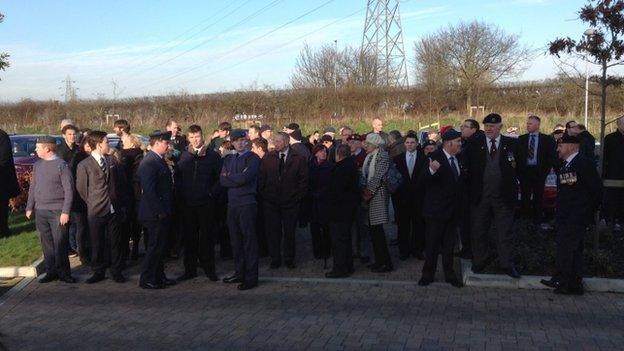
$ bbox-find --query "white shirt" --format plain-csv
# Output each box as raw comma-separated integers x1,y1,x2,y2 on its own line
564,152,579,168
405,150,417,177
279,147,290,163
90,151,115,214
485,134,501,150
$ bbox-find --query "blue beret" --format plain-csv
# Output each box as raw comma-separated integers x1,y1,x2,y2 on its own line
230,129,247,141
442,129,461,141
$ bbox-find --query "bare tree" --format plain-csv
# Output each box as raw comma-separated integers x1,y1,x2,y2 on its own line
0,13,9,79
414,20,532,113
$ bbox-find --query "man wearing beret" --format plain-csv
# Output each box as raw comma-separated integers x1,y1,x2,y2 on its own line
464,113,521,278
137,131,177,289
220,129,261,290
418,129,464,287
541,135,602,295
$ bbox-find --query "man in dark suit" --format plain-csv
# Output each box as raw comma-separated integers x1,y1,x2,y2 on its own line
175,125,222,283
221,129,262,290
517,115,555,226
259,132,309,269
418,129,465,288
465,113,521,278
325,144,359,278
541,135,602,295
56,124,79,163
393,133,427,260
137,131,177,289
0,128,20,236
603,116,624,229
76,131,129,284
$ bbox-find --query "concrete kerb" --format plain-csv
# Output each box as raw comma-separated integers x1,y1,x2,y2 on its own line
461,259,624,293
0,256,44,278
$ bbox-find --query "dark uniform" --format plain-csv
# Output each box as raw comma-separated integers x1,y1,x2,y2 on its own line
603,128,624,225
137,132,175,289
550,135,602,294
0,129,20,236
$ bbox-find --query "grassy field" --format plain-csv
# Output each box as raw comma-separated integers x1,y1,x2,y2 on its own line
0,212,41,267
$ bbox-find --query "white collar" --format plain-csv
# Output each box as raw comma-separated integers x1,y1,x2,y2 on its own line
442,148,454,160
565,152,579,165
91,150,104,160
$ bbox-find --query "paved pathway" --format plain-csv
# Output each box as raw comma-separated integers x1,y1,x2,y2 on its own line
1,224,623,350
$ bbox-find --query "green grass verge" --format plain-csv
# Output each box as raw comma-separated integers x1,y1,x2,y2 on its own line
0,212,41,267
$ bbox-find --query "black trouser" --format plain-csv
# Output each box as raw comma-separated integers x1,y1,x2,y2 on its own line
369,224,392,267
216,203,232,258
0,198,9,236
458,193,472,254
35,209,71,278
167,195,185,256
140,218,170,285
520,167,547,224
555,223,585,290
183,203,216,275
88,212,123,276
422,217,457,280
128,204,143,258
264,202,299,264
310,222,331,259
70,210,90,264
396,201,424,256
604,188,624,223
471,196,515,269
256,200,268,257
330,221,353,274
228,204,258,285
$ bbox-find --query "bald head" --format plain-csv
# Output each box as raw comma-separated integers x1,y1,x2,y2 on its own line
372,118,383,133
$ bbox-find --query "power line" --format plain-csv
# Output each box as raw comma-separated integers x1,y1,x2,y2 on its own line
128,0,337,95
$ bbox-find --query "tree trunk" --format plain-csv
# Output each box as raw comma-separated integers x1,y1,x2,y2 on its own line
466,87,472,116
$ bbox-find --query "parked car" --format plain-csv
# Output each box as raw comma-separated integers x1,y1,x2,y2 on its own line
106,133,149,149
10,134,63,176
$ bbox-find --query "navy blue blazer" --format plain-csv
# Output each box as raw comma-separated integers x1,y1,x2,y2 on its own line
137,151,173,222
556,154,602,226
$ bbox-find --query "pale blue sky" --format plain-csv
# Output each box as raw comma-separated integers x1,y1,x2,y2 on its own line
0,0,594,101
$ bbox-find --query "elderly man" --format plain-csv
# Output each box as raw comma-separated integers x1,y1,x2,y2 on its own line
541,135,602,295
368,118,388,141
465,113,521,278
259,132,308,269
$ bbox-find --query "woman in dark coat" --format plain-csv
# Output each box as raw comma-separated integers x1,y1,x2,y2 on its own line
308,144,333,259
69,131,92,263
118,135,145,260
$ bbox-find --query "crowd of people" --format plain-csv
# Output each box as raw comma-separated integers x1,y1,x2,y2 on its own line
3,112,623,295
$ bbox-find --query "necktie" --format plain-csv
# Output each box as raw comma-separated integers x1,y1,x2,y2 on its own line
279,153,285,175
561,160,568,170
489,138,497,159
450,156,459,180
408,153,415,178
99,156,109,180
528,134,536,161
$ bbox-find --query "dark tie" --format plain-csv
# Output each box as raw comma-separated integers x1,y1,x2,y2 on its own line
449,156,459,180
528,134,536,161
489,138,497,159
99,156,109,181
279,153,285,175
561,160,568,170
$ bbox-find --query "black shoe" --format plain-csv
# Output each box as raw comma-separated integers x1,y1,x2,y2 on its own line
554,285,584,295
59,276,76,284
140,282,164,289
163,278,177,286
86,273,106,284
176,272,197,282
367,262,381,270
205,271,219,282
269,261,281,269
418,277,433,286
506,266,521,279
237,282,258,291
371,265,392,273
399,254,409,261
445,277,463,288
325,271,349,279
112,274,126,283
285,262,296,269
38,274,58,283
412,252,424,260
471,264,486,274
540,279,560,289
223,275,242,284
455,249,473,260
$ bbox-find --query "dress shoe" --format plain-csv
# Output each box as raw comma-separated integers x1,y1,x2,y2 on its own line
223,275,242,284
445,277,463,288
205,271,219,282
38,274,58,283
112,274,126,283
325,271,349,279
554,285,584,295
506,266,521,279
59,276,76,284
163,278,177,286
140,282,164,290
237,282,258,291
85,273,106,284
540,279,560,289
269,261,281,269
285,262,296,269
371,265,392,273
176,272,197,282
418,277,433,286
399,254,409,261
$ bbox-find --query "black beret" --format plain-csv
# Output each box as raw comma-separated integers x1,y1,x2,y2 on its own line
483,113,502,124
36,135,56,144
558,134,580,144
423,139,438,147
320,134,333,143
149,130,172,140
230,129,247,141
347,133,362,142
442,129,461,141
285,123,300,131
